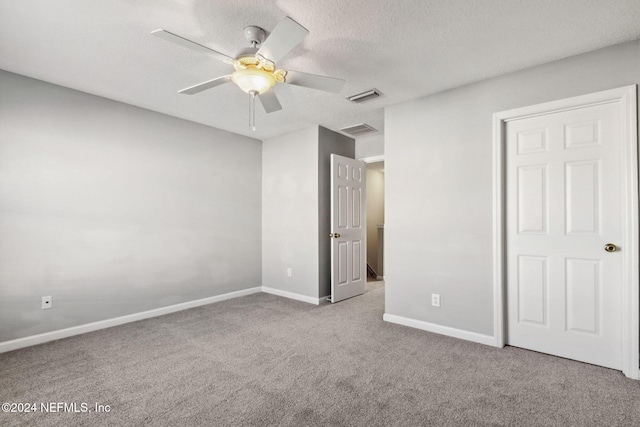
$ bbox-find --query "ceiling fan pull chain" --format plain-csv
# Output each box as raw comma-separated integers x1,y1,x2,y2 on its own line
249,90,257,131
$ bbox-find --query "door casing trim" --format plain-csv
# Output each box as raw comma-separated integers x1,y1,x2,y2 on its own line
492,85,639,379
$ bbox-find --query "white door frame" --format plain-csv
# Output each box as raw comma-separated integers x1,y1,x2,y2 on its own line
492,85,639,379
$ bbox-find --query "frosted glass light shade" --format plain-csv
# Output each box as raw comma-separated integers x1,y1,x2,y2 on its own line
231,68,276,94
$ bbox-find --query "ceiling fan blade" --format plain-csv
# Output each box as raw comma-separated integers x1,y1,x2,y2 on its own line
284,70,345,93
256,16,309,64
258,91,282,113
151,29,233,63
178,75,232,95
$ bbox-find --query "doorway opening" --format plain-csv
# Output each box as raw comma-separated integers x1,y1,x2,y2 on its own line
365,160,385,282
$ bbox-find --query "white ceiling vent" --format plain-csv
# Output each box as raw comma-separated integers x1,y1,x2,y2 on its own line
339,123,378,137
347,89,381,103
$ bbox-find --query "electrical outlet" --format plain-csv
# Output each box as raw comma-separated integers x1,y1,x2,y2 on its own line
42,296,52,309
287,268,292,277
431,294,440,307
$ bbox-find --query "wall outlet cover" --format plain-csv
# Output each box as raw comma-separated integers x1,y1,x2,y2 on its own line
431,294,440,307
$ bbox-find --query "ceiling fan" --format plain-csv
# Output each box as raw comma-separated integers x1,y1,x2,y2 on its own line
152,16,345,130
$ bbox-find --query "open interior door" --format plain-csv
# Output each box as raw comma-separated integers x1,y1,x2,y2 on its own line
330,154,366,303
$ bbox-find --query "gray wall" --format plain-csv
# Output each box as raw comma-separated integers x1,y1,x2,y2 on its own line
262,127,320,298
318,127,355,298
355,134,384,159
385,40,640,336
0,70,262,342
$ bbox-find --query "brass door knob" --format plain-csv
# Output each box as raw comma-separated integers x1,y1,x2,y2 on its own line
604,243,617,253
329,233,333,238
334,233,341,238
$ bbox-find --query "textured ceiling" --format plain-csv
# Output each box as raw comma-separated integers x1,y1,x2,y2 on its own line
1,0,639,141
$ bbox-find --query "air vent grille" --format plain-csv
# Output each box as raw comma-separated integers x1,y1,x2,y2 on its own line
339,123,378,137
347,89,381,103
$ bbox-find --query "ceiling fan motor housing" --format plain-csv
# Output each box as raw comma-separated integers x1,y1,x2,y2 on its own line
230,49,286,93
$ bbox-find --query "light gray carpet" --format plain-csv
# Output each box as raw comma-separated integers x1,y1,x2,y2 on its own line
1,282,639,426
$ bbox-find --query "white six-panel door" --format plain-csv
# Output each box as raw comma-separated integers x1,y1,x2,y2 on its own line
506,101,624,369
330,154,366,303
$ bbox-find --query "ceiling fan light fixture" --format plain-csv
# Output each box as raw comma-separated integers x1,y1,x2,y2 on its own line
231,68,276,94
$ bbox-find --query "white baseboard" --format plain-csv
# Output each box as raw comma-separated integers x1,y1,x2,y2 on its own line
383,313,495,347
261,287,320,305
0,287,262,354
